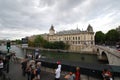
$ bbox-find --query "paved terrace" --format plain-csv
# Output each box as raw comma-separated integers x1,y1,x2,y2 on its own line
6,59,101,80
7,61,66,80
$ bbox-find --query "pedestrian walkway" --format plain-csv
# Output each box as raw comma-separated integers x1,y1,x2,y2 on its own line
7,61,66,80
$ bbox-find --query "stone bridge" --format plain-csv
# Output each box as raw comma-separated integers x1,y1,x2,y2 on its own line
95,45,120,66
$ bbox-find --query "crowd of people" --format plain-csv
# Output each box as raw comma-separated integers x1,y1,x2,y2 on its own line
0,53,11,74
1,52,114,80
102,69,113,80
21,54,81,80
21,53,113,80
64,67,80,80
21,54,41,80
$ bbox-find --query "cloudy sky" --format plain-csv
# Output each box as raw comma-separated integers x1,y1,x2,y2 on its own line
0,0,120,40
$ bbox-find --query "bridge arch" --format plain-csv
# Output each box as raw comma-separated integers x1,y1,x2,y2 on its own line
97,48,99,52
101,51,109,64
96,45,120,65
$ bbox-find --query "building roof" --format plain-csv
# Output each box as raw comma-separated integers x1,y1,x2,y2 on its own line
87,24,93,32
49,25,55,31
56,28,86,35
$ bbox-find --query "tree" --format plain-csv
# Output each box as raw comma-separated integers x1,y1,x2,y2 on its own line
95,31,105,44
28,35,70,50
15,39,22,44
28,40,35,47
34,35,45,47
105,29,120,45
53,41,66,49
43,41,69,50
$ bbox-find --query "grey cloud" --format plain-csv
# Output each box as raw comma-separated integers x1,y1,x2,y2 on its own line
85,0,120,21
0,0,120,39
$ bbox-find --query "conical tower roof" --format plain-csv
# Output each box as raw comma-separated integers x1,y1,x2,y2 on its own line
87,24,93,32
50,25,55,31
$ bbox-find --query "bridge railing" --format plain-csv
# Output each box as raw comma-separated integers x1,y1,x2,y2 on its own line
96,45,120,58
35,58,120,79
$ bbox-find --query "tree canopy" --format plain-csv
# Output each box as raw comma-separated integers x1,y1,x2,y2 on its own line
28,35,69,50
105,29,120,45
95,29,120,45
95,31,105,44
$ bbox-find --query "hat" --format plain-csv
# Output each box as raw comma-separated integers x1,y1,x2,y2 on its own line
57,61,61,64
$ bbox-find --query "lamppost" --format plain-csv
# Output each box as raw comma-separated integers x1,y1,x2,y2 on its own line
6,41,11,53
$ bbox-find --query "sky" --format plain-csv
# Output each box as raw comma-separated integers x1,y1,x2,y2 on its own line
0,0,120,40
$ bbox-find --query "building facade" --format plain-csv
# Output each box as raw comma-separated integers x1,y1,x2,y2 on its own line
47,24,95,52
116,26,120,32
28,24,95,52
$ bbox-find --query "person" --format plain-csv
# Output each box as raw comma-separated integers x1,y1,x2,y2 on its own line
31,66,36,80
74,67,80,80
26,64,32,80
35,62,41,80
64,72,75,80
102,69,113,80
13,53,17,63
0,59,4,75
5,56,10,73
21,59,28,76
55,64,61,80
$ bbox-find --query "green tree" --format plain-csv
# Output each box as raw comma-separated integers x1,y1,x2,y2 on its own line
34,35,45,47
43,41,69,50
28,40,35,47
53,41,66,49
15,39,22,44
105,29,120,45
28,35,70,50
95,31,105,44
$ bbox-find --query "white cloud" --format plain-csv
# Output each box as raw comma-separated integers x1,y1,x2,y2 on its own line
0,0,120,40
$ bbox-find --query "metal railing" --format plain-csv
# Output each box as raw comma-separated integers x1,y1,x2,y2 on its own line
36,58,120,79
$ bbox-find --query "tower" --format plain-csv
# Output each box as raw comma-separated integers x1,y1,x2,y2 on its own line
87,24,93,32
49,24,55,35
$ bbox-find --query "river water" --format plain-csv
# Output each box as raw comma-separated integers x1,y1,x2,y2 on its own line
0,45,25,58
0,45,101,64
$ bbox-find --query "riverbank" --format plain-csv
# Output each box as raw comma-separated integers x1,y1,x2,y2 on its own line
20,46,97,54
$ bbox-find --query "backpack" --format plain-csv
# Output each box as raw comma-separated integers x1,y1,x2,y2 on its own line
36,68,41,75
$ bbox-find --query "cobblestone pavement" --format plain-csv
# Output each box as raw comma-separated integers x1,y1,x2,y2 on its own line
7,61,65,80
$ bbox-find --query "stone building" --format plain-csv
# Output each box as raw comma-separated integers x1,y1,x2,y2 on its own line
28,24,95,52
116,26,120,32
47,24,95,52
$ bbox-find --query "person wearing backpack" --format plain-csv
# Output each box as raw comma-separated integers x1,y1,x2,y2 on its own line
36,62,41,80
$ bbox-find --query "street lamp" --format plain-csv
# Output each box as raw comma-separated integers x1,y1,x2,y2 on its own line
6,41,11,53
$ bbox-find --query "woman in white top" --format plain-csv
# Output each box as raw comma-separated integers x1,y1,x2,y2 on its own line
55,64,61,80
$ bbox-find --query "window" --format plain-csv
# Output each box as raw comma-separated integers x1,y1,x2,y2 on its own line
73,37,74,40
76,37,77,40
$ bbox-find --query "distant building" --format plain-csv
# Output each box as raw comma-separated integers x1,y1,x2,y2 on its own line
116,26,120,32
29,24,95,52
47,24,94,52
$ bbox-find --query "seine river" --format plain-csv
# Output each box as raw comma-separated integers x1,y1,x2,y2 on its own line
25,47,102,64
0,45,103,64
